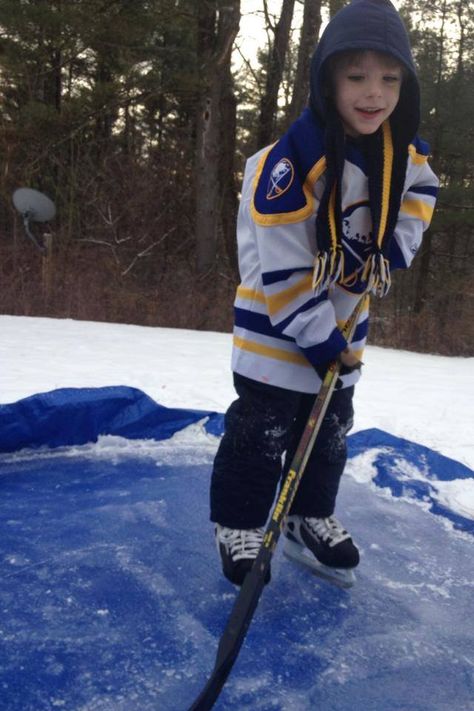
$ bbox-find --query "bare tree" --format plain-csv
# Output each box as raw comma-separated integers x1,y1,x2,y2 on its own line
257,0,296,148
287,0,323,124
413,0,448,315
194,0,241,275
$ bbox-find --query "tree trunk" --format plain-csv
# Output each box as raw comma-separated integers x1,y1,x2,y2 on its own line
413,0,447,315
219,63,239,277
413,229,433,314
287,0,323,125
257,0,296,148
195,0,241,276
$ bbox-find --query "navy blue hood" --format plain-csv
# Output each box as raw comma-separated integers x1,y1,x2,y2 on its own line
310,0,420,141
307,0,422,299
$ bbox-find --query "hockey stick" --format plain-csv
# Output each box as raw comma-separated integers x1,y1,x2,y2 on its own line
187,294,367,711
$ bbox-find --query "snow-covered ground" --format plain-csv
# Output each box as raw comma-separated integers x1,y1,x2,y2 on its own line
1,314,472,501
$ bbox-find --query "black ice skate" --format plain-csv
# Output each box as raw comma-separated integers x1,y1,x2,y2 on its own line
283,515,359,588
215,524,270,586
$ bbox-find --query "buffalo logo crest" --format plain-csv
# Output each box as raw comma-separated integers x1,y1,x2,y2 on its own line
266,158,294,200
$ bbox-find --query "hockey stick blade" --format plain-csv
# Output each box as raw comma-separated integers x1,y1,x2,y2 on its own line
187,549,271,711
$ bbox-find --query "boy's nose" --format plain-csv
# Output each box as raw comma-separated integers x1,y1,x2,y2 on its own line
366,80,383,97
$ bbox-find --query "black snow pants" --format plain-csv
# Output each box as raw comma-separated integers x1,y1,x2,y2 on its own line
210,373,354,529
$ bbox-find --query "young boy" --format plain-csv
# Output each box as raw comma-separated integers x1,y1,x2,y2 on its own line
211,0,438,586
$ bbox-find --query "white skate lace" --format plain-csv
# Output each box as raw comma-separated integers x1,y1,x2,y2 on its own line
304,516,350,548
220,527,264,562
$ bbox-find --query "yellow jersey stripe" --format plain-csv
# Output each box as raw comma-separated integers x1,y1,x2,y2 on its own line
236,285,266,303
234,334,364,367
400,198,434,223
265,274,314,316
233,335,310,367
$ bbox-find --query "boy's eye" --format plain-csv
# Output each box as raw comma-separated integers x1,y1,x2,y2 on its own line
347,74,365,82
383,75,401,83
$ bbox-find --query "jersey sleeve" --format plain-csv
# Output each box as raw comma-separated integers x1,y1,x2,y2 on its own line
389,137,439,270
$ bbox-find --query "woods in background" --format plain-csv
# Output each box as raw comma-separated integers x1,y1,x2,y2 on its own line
0,0,472,354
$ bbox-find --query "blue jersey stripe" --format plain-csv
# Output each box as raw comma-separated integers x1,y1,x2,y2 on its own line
262,267,310,286
234,307,295,342
408,185,438,198
353,319,369,343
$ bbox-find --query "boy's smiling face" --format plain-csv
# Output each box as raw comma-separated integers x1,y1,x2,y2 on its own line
331,50,403,137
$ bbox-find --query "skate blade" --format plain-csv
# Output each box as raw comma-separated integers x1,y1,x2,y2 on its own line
283,539,356,589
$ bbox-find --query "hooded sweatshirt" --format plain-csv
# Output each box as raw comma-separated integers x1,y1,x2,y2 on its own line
231,0,438,394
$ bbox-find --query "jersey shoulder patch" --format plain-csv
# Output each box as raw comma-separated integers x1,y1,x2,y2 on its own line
251,110,326,226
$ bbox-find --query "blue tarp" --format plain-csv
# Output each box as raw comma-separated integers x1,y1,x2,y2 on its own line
0,386,225,452
0,387,472,710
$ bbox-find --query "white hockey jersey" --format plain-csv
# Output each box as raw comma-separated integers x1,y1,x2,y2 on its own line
231,110,438,393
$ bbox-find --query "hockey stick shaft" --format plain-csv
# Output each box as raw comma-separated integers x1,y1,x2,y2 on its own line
188,295,367,711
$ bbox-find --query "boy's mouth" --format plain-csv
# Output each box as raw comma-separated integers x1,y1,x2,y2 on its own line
356,107,383,118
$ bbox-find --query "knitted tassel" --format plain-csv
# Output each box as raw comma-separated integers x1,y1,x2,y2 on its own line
312,246,344,296
362,252,391,298
330,245,345,284
312,251,329,294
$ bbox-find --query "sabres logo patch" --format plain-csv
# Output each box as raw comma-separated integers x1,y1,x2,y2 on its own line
266,158,294,200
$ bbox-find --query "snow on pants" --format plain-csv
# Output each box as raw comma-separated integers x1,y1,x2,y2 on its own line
210,373,355,529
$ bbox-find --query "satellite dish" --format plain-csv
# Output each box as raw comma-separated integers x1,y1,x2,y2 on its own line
13,187,56,222
12,188,56,253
